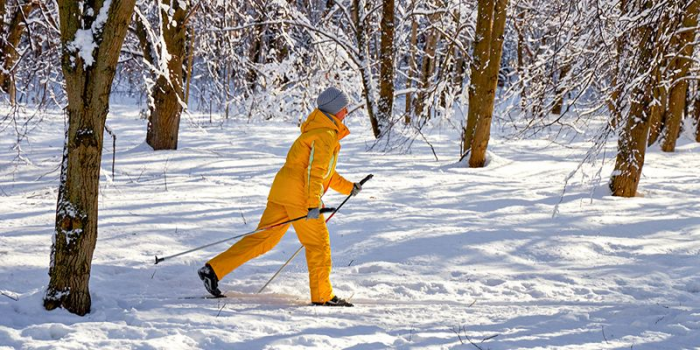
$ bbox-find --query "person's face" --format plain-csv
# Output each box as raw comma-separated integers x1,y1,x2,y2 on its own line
335,107,349,121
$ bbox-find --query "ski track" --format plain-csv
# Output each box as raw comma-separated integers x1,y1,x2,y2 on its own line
1,105,700,349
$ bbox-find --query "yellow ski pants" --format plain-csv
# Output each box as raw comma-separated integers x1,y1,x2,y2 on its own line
207,201,334,304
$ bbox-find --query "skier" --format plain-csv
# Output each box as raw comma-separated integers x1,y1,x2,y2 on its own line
198,87,361,307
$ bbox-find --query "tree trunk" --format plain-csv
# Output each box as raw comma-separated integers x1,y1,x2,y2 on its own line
606,0,628,129
245,1,267,92
354,0,381,138
610,89,654,197
377,0,394,125
695,103,700,142
184,25,195,105
435,32,456,110
515,5,528,112
0,1,39,103
145,0,188,150
323,0,335,18
414,8,441,119
609,0,659,197
463,0,494,155
451,6,466,98
515,7,524,77
466,0,508,167
694,89,700,142
404,3,418,124
660,0,699,152
647,77,668,145
224,62,230,119
0,0,8,79
45,0,136,316
0,0,6,32
452,48,465,96
551,63,571,115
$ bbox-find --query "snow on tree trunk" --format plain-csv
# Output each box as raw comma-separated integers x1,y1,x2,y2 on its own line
44,0,136,316
146,0,188,151
660,0,699,152
377,0,394,129
465,0,508,167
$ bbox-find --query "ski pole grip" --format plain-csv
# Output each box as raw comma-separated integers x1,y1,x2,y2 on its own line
320,207,336,214
359,174,374,185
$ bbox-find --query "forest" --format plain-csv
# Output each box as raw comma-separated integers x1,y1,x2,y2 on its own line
1,0,699,348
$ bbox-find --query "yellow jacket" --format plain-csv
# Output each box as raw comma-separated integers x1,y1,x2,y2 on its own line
268,109,354,209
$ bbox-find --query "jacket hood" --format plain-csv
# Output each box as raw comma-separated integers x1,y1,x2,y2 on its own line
301,109,350,140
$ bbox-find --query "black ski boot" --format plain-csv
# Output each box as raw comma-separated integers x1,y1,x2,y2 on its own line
313,296,354,307
197,264,222,297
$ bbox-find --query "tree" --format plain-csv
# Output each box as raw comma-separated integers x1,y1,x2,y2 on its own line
551,63,572,115
377,0,395,127
609,0,673,197
44,0,136,316
135,0,191,150
413,0,441,119
0,0,39,104
463,0,508,167
403,0,419,124
646,61,668,145
353,0,382,138
660,0,699,152
695,90,700,142
605,0,628,129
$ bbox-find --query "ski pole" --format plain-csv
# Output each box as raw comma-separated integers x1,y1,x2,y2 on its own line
154,207,337,264
258,174,373,293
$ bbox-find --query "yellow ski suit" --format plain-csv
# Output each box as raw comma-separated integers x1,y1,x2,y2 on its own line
207,109,354,304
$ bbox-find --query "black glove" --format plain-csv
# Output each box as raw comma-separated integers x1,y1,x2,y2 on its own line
307,207,321,219
351,182,362,196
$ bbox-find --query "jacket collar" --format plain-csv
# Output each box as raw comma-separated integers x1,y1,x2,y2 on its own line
301,109,350,140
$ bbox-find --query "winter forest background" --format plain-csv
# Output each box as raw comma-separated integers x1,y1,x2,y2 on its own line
1,0,700,349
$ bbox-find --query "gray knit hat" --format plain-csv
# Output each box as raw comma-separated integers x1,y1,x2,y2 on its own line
317,87,350,115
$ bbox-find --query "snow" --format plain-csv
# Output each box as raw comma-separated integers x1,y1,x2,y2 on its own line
69,29,99,67
1,105,700,349
68,0,113,67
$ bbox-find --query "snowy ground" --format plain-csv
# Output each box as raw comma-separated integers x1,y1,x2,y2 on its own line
1,105,700,349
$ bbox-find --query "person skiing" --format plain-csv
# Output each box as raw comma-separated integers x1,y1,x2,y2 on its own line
198,87,361,307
